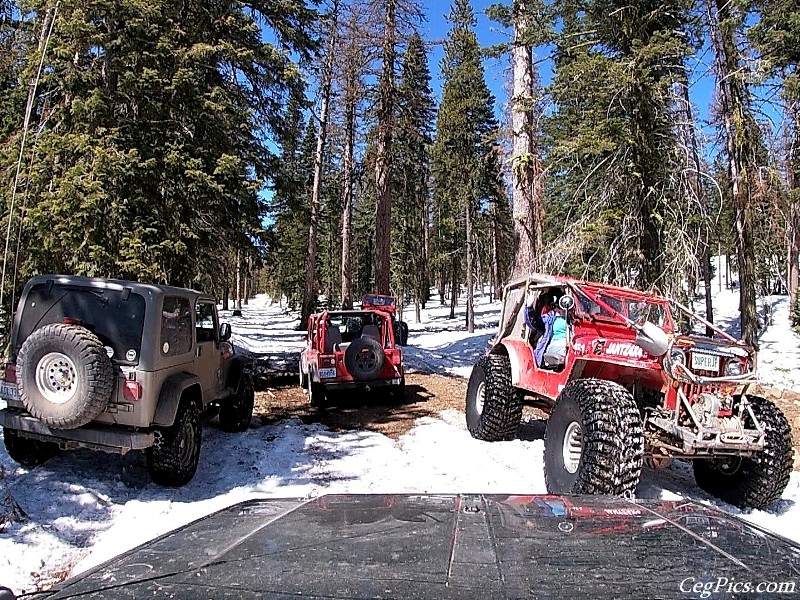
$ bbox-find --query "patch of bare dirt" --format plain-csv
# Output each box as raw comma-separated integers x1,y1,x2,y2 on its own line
254,373,467,439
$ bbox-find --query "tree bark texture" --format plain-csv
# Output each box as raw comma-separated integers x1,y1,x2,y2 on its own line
509,9,544,279
374,0,396,295
708,0,760,349
301,9,338,328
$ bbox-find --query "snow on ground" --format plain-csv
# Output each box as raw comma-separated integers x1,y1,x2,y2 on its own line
2,283,800,595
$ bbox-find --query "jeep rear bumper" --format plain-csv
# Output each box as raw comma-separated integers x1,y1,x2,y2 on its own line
0,408,154,454
321,378,403,391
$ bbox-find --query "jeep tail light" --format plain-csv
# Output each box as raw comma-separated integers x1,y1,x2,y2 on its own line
62,317,82,325
4,363,16,384
123,380,142,401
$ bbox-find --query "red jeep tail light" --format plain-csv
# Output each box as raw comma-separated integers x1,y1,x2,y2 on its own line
123,380,142,401
4,363,16,384
62,317,82,325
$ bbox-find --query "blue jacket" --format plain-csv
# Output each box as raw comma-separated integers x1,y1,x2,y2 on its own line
535,310,565,365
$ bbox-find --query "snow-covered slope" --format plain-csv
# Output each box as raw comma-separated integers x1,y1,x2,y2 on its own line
1,286,799,595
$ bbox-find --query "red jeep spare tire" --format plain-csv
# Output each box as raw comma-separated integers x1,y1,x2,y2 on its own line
17,323,115,430
344,337,385,380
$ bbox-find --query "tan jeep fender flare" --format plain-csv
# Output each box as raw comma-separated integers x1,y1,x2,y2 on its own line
492,339,536,386
152,373,203,427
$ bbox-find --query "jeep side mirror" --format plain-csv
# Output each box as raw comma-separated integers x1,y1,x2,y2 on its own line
558,295,575,311
219,323,232,342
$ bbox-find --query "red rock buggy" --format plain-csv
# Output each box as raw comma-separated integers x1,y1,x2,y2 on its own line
299,308,405,406
466,274,793,510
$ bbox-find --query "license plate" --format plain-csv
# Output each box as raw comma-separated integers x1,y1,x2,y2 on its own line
691,352,719,372
318,368,337,379
0,381,18,401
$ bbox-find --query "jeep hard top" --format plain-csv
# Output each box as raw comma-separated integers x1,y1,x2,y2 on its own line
0,275,255,486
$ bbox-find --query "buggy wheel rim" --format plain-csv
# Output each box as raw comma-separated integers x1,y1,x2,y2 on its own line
563,421,583,474
475,381,486,415
36,352,78,405
717,457,742,477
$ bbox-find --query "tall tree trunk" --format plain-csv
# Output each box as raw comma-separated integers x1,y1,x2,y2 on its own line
491,200,503,298
374,0,396,295
509,9,544,279
340,76,356,309
788,116,800,316
235,249,242,310
465,196,474,332
419,193,430,311
708,0,759,349
449,259,458,319
301,7,338,327
678,71,714,334
243,256,251,305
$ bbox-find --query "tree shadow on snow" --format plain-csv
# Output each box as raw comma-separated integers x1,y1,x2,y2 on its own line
0,412,369,552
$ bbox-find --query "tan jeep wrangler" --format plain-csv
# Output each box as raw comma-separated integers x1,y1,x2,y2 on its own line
0,275,254,486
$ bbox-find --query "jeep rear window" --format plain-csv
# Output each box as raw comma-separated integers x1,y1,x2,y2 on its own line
18,283,146,365
161,296,193,356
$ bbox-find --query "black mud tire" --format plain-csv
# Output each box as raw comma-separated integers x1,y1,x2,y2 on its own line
692,396,792,510
2,428,60,468
306,369,326,408
218,377,254,433
146,401,202,487
17,323,115,430
390,377,406,404
344,337,385,381
393,321,409,346
465,354,522,441
544,379,644,496
310,382,326,408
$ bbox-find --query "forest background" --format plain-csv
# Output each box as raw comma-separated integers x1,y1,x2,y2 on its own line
1,0,798,350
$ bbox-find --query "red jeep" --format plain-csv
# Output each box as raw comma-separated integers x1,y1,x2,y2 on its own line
299,308,405,406
466,274,792,510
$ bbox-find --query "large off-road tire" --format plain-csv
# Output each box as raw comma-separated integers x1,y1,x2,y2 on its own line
219,377,254,433
307,370,326,408
344,338,385,381
693,396,792,510
544,379,644,496
16,323,115,430
2,427,60,468
465,354,522,441
390,376,406,403
146,400,202,487
393,321,409,346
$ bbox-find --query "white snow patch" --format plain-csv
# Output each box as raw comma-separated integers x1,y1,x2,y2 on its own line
2,282,800,595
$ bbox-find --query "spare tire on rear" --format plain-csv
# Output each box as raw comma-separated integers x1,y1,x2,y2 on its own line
344,337,385,380
17,323,115,430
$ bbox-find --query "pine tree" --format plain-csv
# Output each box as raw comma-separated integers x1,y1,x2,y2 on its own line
487,0,550,278
750,0,800,320
393,32,435,321
432,0,501,327
707,0,767,348
545,0,692,290
0,0,316,312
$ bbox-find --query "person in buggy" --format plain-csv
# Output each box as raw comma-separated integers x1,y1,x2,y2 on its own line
524,288,567,369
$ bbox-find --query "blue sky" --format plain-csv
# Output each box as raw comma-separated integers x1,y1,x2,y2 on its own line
420,1,722,153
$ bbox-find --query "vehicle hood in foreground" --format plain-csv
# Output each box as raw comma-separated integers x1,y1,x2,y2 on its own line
41,494,800,599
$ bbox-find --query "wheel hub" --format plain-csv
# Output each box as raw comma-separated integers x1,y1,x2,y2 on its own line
355,349,378,371
36,352,78,404
563,421,583,474
475,381,486,415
